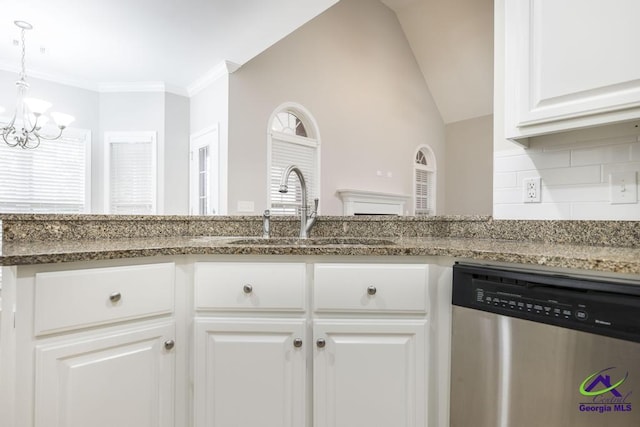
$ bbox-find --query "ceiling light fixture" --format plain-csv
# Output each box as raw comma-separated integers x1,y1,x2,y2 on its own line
1,21,75,149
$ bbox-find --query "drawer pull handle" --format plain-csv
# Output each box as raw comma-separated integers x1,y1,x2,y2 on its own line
293,338,303,348
164,340,175,351
243,284,253,294
367,285,377,296
109,292,122,303
316,338,326,348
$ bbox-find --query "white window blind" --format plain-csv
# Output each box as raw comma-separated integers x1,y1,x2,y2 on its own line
105,132,156,215
269,136,318,215
415,168,432,216
0,134,89,213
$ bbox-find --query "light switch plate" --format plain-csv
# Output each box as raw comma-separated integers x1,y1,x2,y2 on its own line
610,171,638,204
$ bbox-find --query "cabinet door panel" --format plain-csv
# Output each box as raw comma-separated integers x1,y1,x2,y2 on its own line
34,323,175,427
195,318,306,427
314,320,427,427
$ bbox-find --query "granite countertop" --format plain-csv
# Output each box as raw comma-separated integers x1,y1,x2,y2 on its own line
1,215,639,275
2,234,639,275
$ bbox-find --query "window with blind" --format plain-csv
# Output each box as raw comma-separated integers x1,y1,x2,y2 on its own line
0,130,91,213
104,132,157,215
414,146,436,216
268,108,319,215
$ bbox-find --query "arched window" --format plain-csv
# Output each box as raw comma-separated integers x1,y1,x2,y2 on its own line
267,103,320,215
414,146,436,216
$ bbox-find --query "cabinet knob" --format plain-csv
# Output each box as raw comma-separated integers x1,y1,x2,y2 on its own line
316,338,326,348
293,338,303,348
367,285,377,296
109,292,122,303
164,339,175,351
243,284,253,294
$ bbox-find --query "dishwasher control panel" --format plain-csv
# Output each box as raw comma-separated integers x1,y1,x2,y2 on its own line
453,263,640,343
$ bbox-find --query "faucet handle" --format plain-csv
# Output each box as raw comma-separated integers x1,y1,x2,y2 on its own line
312,198,319,213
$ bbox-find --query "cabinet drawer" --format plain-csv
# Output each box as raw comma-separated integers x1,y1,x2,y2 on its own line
314,264,428,313
194,263,306,311
34,263,175,335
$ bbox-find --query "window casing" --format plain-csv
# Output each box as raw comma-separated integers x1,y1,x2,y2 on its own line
104,132,157,215
268,107,320,215
414,146,436,216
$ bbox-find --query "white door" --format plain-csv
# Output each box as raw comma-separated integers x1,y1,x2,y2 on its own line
34,322,175,427
314,320,427,427
194,318,307,427
189,125,219,215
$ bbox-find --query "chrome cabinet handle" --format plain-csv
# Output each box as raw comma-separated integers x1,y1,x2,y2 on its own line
109,292,122,303
164,340,175,351
367,285,377,295
316,338,326,348
293,338,303,348
243,284,253,294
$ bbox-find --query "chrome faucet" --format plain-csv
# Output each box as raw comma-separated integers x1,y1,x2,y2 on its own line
278,165,318,239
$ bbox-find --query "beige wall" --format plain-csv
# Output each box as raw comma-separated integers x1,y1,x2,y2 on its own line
444,115,493,215
228,0,445,215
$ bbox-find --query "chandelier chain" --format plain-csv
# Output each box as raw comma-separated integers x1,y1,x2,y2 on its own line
20,27,27,82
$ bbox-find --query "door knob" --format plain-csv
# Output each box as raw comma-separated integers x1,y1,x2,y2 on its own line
243,284,253,294
293,338,303,348
164,340,175,351
109,292,122,303
367,285,377,295
316,338,326,348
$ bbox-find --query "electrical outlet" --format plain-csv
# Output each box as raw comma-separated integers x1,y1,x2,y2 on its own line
523,177,541,203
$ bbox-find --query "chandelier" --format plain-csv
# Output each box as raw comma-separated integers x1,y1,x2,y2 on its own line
0,21,75,149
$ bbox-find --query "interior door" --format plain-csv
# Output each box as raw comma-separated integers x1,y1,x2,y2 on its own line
189,125,219,215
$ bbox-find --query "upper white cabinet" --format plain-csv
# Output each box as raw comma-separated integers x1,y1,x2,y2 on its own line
504,0,640,144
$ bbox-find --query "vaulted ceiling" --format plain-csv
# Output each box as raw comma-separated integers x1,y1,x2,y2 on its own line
1,0,493,123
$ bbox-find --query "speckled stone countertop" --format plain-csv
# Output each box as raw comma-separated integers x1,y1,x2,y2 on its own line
1,215,639,275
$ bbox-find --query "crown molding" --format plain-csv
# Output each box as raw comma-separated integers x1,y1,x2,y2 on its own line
98,81,188,96
0,61,100,92
187,60,241,97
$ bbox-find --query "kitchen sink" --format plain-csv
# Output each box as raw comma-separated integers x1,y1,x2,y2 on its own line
228,237,397,246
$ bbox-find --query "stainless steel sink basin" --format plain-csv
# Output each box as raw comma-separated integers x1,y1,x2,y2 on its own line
229,237,396,246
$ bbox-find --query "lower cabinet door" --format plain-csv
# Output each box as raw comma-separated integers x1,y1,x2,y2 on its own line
194,318,307,427
34,322,176,427
313,319,427,427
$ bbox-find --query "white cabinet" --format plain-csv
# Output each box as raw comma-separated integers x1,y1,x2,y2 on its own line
504,0,640,143
313,320,426,427
193,262,308,427
194,319,306,427
10,262,178,427
313,264,429,427
194,261,430,427
35,322,175,427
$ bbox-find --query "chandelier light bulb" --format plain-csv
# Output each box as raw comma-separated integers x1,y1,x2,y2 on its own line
50,112,75,128
24,98,52,115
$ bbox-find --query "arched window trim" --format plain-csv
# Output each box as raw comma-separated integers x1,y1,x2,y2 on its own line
413,145,436,216
266,102,321,215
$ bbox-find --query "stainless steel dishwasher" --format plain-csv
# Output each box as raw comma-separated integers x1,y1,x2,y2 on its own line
450,262,640,427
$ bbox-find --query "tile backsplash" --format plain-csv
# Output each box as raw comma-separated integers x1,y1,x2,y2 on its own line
494,122,640,220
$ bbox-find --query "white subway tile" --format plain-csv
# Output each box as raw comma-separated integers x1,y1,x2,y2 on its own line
516,165,601,186
631,143,640,161
570,202,640,220
571,144,630,166
493,203,572,220
494,150,570,173
541,184,609,203
602,162,640,177
494,172,517,188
